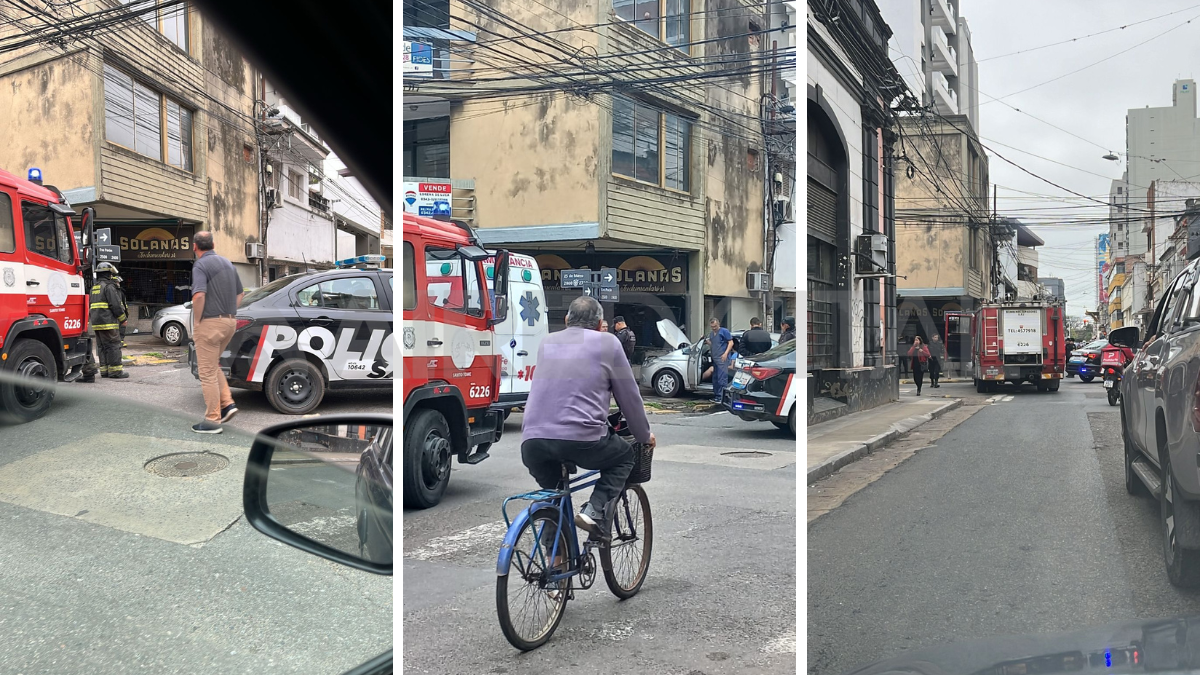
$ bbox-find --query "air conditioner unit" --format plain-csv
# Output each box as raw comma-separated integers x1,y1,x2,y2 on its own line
855,233,889,276
747,271,770,292
265,188,281,209
246,242,266,260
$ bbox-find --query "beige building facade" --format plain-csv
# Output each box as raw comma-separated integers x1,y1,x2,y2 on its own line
0,1,259,331
404,0,768,347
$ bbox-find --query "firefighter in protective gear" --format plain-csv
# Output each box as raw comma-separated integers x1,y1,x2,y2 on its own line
90,262,129,379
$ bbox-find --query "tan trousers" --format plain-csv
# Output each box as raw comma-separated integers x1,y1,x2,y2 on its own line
194,317,236,421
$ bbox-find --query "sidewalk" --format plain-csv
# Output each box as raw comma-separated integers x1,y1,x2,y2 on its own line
807,395,962,483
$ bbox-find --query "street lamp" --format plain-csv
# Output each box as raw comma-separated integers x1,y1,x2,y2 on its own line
1102,152,1120,161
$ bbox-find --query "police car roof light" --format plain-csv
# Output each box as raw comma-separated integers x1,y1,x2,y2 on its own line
335,254,386,269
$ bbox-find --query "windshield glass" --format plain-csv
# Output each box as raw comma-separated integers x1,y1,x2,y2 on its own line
754,339,796,360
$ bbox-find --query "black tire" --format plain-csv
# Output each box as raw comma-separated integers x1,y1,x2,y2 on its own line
403,408,453,510
975,378,985,394
496,508,570,650
1123,413,1148,498
1080,374,1095,383
264,357,326,414
771,420,788,431
161,321,187,347
0,339,57,424
1108,388,1119,406
1161,453,1200,588
652,369,683,398
1048,380,1060,392
600,484,653,599
788,406,796,436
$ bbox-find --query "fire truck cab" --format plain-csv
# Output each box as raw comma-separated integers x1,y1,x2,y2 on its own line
402,213,511,509
0,167,96,423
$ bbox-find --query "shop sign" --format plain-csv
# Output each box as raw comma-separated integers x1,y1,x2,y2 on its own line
534,253,687,294
403,181,452,218
112,225,194,261
403,41,433,78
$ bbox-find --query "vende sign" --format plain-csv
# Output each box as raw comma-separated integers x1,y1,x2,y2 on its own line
403,181,452,218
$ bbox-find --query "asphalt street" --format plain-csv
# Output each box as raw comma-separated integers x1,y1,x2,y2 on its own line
808,376,1200,674
402,406,797,675
0,350,392,674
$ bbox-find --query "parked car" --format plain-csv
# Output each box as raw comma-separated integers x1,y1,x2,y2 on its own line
188,265,392,414
151,302,192,347
722,339,797,435
639,319,778,398
1067,338,1107,381
1121,258,1200,587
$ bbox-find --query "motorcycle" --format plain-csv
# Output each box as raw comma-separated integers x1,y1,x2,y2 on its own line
1100,344,1128,407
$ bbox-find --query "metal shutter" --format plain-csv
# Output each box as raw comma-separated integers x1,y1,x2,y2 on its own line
808,176,837,244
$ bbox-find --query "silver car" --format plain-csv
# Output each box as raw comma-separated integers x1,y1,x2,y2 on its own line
151,302,192,346
639,320,778,398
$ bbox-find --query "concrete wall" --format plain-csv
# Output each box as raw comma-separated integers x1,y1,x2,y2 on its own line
267,204,335,267
0,52,97,191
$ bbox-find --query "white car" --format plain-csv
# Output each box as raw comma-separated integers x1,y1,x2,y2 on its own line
639,320,779,398
151,302,191,346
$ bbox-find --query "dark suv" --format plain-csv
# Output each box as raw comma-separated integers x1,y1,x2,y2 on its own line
1120,260,1200,587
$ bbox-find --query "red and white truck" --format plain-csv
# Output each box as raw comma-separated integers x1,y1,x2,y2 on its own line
950,300,1066,394
402,213,512,509
0,167,98,423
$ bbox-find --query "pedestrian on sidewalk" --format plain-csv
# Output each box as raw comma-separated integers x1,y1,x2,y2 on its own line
89,262,128,380
928,333,944,388
779,316,796,344
707,317,734,403
907,337,931,395
190,231,243,434
614,316,636,363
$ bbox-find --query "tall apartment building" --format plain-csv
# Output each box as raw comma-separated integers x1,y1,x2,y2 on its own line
880,0,990,373
404,0,771,347
1110,80,1200,328
0,2,258,332
880,0,979,132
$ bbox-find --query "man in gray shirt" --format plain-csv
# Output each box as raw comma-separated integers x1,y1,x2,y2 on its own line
521,296,656,536
190,231,243,434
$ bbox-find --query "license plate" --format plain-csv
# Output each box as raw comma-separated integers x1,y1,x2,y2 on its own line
1104,380,1114,388
1069,357,1084,363
733,372,751,386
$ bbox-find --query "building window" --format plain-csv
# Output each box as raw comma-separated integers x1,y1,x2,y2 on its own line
288,170,304,201
103,63,193,170
127,0,190,53
614,0,689,50
612,95,692,192
402,118,450,178
969,229,979,270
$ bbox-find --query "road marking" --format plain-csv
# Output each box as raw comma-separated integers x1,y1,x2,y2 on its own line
407,521,507,561
1003,395,1014,402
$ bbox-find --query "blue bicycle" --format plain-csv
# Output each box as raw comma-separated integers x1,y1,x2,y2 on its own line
496,422,653,651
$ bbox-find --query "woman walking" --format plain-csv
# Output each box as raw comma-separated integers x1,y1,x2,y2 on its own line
908,337,931,395
928,333,944,388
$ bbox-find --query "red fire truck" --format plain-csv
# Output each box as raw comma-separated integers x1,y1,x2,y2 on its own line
402,213,512,509
951,300,1066,394
0,167,98,423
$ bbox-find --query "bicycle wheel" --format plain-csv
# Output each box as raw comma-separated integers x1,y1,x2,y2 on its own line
600,484,653,599
496,508,570,650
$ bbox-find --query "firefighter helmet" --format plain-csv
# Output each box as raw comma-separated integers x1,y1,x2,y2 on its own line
96,262,119,275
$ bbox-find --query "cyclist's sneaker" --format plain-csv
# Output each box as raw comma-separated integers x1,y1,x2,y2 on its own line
575,503,604,538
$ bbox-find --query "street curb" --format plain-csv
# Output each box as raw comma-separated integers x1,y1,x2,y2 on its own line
806,398,963,484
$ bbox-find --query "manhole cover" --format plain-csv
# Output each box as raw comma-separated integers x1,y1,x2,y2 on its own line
721,451,771,459
145,452,229,478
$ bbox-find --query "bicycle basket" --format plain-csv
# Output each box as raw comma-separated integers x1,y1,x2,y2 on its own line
628,441,653,484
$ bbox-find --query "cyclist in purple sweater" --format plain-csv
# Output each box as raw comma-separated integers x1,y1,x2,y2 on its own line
522,295,656,536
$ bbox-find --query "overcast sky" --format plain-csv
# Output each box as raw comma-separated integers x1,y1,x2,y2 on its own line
959,0,1200,316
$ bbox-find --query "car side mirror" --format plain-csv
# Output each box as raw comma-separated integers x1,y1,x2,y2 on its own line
243,414,393,575
490,250,510,326
184,302,193,309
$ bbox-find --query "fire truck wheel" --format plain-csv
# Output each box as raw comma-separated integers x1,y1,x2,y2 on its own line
974,379,985,394
264,358,326,415
0,339,57,424
404,408,452,509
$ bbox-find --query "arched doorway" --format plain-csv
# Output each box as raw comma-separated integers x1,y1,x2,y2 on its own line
807,98,848,371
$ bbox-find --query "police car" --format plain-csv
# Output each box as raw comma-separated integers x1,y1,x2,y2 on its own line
189,255,392,414
720,339,797,436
